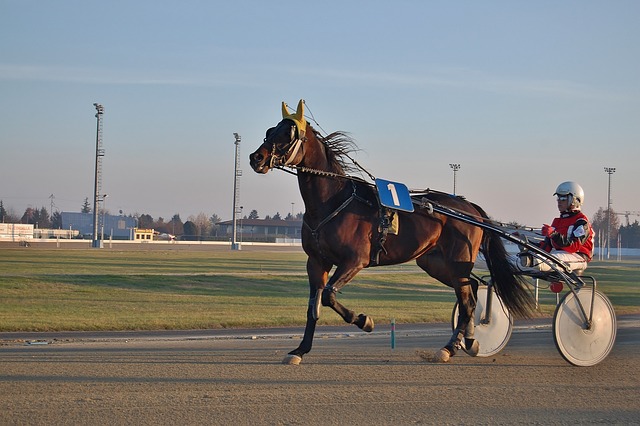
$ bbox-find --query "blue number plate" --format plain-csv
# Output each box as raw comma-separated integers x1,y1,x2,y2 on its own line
375,178,414,213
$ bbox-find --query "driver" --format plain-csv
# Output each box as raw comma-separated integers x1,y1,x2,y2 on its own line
520,181,593,273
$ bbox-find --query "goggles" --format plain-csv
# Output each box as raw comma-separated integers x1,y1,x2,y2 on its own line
556,195,569,201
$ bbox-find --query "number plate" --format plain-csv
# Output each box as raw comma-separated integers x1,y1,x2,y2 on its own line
375,178,414,212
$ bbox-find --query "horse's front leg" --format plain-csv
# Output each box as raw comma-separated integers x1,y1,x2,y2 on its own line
283,257,329,365
321,263,374,332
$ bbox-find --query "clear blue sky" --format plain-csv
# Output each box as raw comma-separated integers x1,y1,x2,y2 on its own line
1,1,638,226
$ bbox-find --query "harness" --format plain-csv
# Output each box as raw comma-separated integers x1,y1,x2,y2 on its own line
266,118,395,266
291,169,392,266
302,179,372,241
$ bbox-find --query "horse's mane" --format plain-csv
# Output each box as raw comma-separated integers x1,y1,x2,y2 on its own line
312,128,360,175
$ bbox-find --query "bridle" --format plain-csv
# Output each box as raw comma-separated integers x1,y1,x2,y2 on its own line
265,120,306,169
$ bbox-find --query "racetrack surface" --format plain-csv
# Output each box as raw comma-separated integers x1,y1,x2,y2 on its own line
1,316,639,425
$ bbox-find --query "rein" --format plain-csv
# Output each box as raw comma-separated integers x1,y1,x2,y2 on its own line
276,164,370,183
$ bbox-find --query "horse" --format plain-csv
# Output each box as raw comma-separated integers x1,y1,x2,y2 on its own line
249,100,534,365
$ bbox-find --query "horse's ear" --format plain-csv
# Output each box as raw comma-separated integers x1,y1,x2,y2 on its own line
292,100,307,133
281,99,307,134
294,99,304,120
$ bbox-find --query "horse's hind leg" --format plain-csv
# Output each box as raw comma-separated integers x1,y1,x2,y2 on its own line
447,280,479,357
417,253,478,361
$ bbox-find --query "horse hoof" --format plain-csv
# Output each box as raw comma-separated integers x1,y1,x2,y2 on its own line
362,316,374,333
434,349,451,363
282,354,302,365
465,339,480,357
355,314,375,332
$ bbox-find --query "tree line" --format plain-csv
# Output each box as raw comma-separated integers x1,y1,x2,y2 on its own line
2,199,638,247
0,199,303,241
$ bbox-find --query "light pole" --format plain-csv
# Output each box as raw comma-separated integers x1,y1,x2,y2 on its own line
449,164,461,195
92,103,105,248
231,133,242,250
604,167,616,259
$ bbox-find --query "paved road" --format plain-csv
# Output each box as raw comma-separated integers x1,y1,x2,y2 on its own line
1,316,639,425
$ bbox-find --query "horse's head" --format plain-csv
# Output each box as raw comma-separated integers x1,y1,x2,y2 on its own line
250,100,307,174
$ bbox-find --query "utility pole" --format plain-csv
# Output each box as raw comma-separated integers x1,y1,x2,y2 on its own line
49,194,55,221
231,133,242,250
604,167,616,259
449,164,461,195
92,103,105,248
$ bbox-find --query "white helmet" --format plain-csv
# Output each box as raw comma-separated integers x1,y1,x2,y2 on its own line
554,181,584,210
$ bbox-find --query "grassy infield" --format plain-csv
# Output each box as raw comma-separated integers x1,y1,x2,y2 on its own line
0,247,638,332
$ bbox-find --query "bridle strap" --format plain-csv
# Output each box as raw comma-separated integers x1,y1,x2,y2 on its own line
268,121,305,168
283,138,303,166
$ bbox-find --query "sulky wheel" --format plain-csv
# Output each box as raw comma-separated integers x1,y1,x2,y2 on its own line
452,286,513,357
553,288,617,366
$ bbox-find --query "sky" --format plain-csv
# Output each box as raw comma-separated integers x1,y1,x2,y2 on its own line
1,1,639,227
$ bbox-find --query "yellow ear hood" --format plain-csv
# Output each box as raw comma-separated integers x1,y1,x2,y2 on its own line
281,99,307,133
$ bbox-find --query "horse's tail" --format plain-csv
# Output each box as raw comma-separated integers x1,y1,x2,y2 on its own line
474,205,536,318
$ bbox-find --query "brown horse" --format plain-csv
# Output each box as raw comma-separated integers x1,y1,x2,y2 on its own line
250,100,534,364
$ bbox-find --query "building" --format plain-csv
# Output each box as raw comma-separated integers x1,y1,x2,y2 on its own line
0,223,34,241
133,228,155,241
217,218,302,242
61,212,137,240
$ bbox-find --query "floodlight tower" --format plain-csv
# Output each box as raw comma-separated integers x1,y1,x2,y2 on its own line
604,167,616,259
92,103,105,248
231,133,242,250
449,163,461,195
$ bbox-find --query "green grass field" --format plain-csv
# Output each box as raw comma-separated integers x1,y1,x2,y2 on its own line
1,247,638,332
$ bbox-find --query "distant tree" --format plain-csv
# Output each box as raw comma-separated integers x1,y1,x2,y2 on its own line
182,220,198,240
169,214,183,236
286,212,303,221
272,212,282,221
248,209,259,220
209,213,221,236
20,207,35,224
34,207,51,228
591,207,620,246
51,211,63,229
264,215,271,220
21,206,51,227
153,217,167,233
81,197,91,213
1,204,19,223
138,214,154,229
189,212,211,238
0,200,7,223
619,221,640,248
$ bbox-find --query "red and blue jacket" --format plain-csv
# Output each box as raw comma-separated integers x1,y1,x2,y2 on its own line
540,211,593,261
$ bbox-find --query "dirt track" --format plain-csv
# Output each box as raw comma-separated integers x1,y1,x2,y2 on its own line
1,319,639,425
